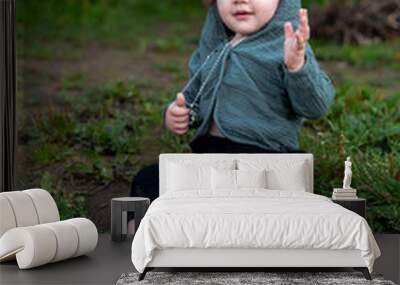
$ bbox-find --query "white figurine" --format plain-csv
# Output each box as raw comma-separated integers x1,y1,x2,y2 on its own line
342,156,353,189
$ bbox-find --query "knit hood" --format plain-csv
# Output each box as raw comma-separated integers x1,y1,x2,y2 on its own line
196,0,301,60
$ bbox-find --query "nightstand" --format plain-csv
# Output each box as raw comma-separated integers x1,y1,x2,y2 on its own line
331,198,366,219
111,197,150,242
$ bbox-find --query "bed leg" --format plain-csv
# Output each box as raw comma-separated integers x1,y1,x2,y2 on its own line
138,268,148,281
354,267,371,280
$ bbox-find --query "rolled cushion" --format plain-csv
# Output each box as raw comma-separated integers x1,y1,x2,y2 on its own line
23,189,60,224
0,196,17,237
41,221,79,262
0,191,39,228
0,189,60,238
0,225,57,268
0,218,98,269
65,218,98,257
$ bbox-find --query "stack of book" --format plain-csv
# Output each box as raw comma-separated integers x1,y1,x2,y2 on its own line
332,188,358,200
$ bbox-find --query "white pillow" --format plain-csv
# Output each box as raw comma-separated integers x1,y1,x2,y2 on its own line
211,168,268,190
211,168,236,190
167,162,211,191
237,159,308,192
236,169,267,189
166,159,236,192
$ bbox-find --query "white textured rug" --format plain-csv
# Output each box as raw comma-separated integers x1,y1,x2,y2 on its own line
116,271,395,285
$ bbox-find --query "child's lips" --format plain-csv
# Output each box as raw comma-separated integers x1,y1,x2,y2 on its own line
233,11,254,20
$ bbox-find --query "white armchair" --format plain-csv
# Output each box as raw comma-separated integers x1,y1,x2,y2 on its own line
0,188,98,269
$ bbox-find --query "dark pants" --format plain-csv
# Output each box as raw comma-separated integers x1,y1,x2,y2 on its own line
129,134,306,202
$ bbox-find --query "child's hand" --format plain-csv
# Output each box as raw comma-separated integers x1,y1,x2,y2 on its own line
284,8,310,72
165,93,190,135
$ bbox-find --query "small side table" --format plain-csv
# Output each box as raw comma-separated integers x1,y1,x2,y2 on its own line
111,197,150,242
332,198,366,219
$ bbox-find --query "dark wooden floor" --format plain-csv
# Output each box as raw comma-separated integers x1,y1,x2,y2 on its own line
374,234,400,284
0,234,398,285
0,234,134,285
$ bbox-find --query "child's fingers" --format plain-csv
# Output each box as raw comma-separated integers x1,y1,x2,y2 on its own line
173,116,189,124
284,22,294,40
295,31,305,50
170,104,190,117
173,122,189,133
173,122,189,130
175,92,186,107
174,127,189,135
298,8,310,41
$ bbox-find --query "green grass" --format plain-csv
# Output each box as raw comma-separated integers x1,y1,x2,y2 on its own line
21,80,149,186
311,38,400,70
16,0,204,57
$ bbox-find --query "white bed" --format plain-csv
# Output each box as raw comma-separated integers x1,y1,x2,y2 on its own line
131,153,381,281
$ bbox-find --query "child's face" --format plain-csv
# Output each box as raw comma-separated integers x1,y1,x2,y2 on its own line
217,0,279,36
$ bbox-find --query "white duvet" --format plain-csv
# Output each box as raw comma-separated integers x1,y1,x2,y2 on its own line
131,190,381,273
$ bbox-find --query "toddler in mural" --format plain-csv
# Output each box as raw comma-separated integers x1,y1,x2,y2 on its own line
130,0,336,202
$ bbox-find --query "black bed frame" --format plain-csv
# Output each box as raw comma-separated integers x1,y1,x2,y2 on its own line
137,267,372,281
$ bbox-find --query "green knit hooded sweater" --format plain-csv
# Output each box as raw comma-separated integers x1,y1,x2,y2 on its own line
162,0,336,152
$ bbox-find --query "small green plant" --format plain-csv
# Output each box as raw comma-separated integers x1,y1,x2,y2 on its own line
40,171,88,220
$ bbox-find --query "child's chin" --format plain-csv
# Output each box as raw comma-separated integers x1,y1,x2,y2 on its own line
235,27,258,36
232,23,260,36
